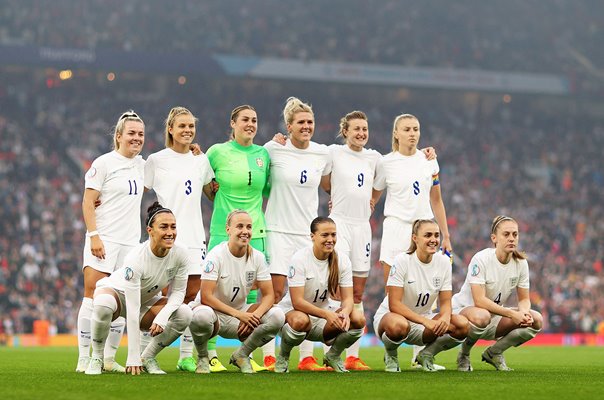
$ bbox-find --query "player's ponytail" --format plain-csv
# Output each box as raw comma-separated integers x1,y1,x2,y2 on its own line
146,201,173,228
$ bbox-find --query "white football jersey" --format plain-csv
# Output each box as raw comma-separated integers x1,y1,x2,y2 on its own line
329,144,381,223
373,151,439,223
377,252,452,316
452,248,530,310
201,242,271,310
279,246,352,311
85,151,145,245
99,241,191,366
264,140,331,235
145,148,214,248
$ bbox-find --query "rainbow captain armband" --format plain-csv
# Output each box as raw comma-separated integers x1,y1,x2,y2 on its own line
432,174,440,186
440,248,453,265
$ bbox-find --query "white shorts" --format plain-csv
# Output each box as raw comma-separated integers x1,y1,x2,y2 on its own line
266,231,311,276
184,247,206,276
330,216,371,274
379,217,412,266
373,307,435,346
82,238,135,274
94,282,162,323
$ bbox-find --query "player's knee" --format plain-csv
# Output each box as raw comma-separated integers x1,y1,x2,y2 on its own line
287,314,311,332
93,293,118,319
531,310,543,330
264,307,286,331
468,309,491,328
385,320,408,341
170,304,193,329
350,311,366,330
191,305,215,330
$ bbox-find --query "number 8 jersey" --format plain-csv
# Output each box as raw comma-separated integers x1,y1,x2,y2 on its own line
279,247,352,313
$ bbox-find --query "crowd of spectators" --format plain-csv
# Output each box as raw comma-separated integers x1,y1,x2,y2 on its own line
0,69,602,337
1,0,601,78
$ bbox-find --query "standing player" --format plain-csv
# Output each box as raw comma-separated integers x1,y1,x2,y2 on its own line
85,202,193,375
372,113,451,369
190,210,284,374
322,111,381,370
76,110,145,373
262,97,331,371
275,217,365,373
452,216,542,371
144,106,215,372
373,219,468,372
205,105,271,371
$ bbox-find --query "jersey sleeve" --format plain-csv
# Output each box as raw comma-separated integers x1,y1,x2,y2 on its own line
386,254,406,288
255,251,271,281
287,252,307,288
430,159,440,184
441,258,453,291
144,154,156,189
199,154,215,186
121,256,143,367
467,254,486,285
201,250,220,281
322,145,333,176
373,156,387,191
518,260,530,289
338,253,353,288
84,157,107,191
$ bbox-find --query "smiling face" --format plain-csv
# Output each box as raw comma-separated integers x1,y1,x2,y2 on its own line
226,212,253,248
344,118,369,151
288,111,314,148
116,120,145,158
231,109,258,145
311,221,337,259
491,220,519,256
412,221,440,258
169,113,196,151
147,212,177,251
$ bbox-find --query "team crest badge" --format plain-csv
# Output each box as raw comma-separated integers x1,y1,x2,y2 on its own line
510,277,518,287
433,277,442,287
256,158,264,168
124,267,134,281
471,264,480,277
204,261,214,274
288,266,295,279
85,167,97,179
389,265,397,276
246,271,255,284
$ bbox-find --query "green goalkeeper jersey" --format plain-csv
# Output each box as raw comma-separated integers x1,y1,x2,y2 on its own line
207,140,270,238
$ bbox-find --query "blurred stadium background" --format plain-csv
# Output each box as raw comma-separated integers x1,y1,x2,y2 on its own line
0,0,603,344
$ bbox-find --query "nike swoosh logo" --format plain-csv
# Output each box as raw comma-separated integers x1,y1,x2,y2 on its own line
220,276,228,279
407,281,415,284
305,277,313,280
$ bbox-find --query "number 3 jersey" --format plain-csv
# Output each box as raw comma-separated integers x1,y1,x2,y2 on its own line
144,148,214,249
279,246,352,312
85,151,145,245
452,248,530,310
264,140,331,235
373,151,439,224
378,252,452,316
201,242,271,310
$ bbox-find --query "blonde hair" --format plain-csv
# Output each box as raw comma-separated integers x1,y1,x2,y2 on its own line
490,215,526,260
406,219,438,254
229,105,256,140
391,113,418,152
338,110,367,142
310,217,339,297
164,106,197,148
283,97,313,127
112,110,144,150
226,209,253,261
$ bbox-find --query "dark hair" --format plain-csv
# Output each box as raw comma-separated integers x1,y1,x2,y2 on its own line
407,219,438,254
490,215,526,260
145,201,173,228
310,216,339,297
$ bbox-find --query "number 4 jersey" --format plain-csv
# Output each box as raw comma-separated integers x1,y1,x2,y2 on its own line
279,246,352,313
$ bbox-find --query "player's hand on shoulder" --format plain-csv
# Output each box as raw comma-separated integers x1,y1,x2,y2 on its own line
421,146,437,160
190,143,203,155
273,132,287,146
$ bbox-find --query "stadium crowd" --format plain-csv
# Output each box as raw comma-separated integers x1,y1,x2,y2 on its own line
0,70,602,338
0,0,600,76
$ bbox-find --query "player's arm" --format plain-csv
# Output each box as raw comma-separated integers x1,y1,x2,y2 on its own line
436,290,452,327
470,284,528,325
320,173,331,195
430,183,452,253
388,286,431,327
202,181,216,201
253,279,275,318
82,188,105,259
289,286,342,329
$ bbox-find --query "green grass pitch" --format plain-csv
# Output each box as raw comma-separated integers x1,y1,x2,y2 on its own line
1,346,602,400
